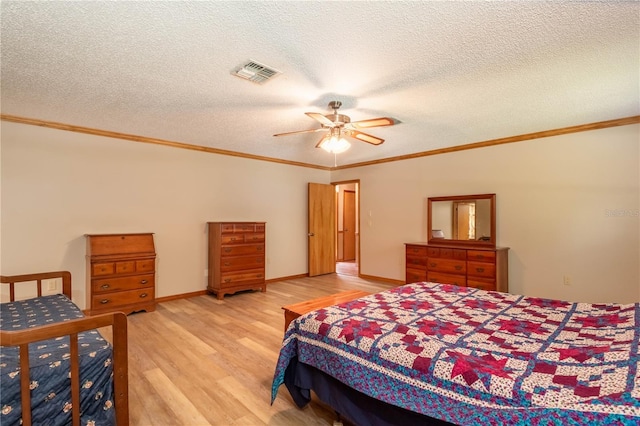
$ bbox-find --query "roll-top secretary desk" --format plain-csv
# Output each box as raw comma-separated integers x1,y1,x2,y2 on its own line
86,233,156,315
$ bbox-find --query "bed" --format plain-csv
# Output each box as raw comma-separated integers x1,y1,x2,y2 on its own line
0,271,129,426
272,282,640,425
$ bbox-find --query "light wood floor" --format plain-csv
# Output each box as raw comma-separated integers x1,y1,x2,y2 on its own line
106,273,393,425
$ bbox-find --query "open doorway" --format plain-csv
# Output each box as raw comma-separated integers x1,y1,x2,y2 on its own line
334,181,359,276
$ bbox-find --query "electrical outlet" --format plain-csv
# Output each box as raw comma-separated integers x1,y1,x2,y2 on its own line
563,275,571,286
46,279,59,291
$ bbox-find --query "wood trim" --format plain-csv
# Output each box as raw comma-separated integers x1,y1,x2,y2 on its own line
2,114,637,171
0,114,331,171
266,273,308,284
155,290,208,304
333,115,640,170
358,273,404,286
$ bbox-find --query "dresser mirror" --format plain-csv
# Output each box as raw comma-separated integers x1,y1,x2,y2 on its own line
427,193,496,247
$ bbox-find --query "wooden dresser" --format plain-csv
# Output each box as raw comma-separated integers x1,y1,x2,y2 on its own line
86,233,156,315
207,222,266,300
405,243,509,293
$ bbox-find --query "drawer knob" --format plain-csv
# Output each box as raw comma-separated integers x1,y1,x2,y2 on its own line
257,247,263,251
476,267,485,273
100,299,110,304
429,262,436,267
230,237,237,241
454,265,462,271
101,284,110,289
140,280,148,284
224,262,230,266
224,278,231,283
140,293,148,298
257,274,263,278
224,248,232,253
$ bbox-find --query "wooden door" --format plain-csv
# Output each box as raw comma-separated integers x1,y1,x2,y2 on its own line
453,202,471,240
308,183,336,276
343,190,356,261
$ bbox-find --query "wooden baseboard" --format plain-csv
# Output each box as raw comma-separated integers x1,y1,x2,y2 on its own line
358,273,404,286
155,290,207,304
265,273,308,284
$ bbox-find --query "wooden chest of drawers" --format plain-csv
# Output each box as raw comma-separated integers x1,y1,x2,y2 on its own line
405,243,509,293
86,233,156,315
207,222,266,300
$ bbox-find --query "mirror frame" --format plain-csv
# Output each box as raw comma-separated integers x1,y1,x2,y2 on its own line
427,193,496,247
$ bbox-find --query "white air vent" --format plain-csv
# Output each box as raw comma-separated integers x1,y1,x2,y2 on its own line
232,60,281,84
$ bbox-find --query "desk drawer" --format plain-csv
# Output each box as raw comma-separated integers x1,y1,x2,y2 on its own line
92,274,154,294
92,287,154,310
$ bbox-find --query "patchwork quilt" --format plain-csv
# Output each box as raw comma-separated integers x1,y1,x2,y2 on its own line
272,282,640,425
0,294,116,425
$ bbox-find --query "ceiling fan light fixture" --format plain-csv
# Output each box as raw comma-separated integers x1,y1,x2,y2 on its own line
320,133,350,154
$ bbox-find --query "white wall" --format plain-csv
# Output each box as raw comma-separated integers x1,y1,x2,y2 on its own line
1,122,329,308
333,124,640,304
2,122,638,306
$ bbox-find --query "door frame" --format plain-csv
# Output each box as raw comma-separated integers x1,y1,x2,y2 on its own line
332,179,361,276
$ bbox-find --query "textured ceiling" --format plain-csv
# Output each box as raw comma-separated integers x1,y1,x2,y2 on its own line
1,1,638,168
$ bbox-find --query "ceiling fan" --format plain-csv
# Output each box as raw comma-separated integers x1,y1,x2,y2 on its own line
273,101,396,153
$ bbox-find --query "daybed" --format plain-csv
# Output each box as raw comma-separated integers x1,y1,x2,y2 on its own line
0,271,129,426
272,282,640,425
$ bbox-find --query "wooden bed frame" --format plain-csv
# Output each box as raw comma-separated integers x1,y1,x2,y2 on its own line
0,271,129,426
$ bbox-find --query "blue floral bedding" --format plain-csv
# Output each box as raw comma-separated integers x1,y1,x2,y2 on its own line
1,294,116,425
272,282,640,425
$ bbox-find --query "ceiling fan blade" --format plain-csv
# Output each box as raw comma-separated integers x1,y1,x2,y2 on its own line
273,128,326,137
305,112,335,127
348,130,385,145
315,135,328,149
349,117,395,129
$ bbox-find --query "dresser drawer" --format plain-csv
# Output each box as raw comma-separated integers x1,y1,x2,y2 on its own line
406,245,427,257
245,233,265,243
92,287,154,310
92,274,154,294
406,255,428,269
427,247,466,259
428,271,466,287
427,258,466,274
467,250,496,263
220,255,265,272
233,223,257,233
220,269,265,285
221,244,264,256
221,234,246,244
468,278,496,291
406,268,427,283
468,261,496,278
